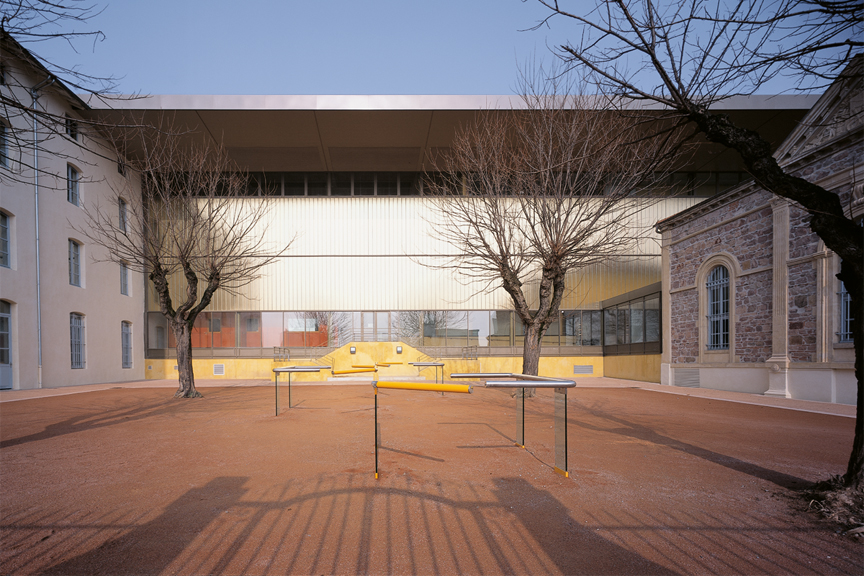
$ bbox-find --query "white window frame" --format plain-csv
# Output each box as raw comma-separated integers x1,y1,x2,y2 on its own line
67,165,79,205
70,313,85,369
120,262,129,295
68,240,81,286
119,198,128,233
0,212,9,268
0,123,8,168
65,115,79,141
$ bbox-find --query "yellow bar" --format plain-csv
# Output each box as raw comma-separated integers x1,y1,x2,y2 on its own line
554,467,569,478
376,363,391,367
375,381,472,394
333,368,378,375
352,364,376,368
381,361,403,365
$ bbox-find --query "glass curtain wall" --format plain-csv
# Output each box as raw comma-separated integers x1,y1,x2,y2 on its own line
145,309,613,356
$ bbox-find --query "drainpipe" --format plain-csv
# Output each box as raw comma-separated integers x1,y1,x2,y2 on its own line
31,76,54,388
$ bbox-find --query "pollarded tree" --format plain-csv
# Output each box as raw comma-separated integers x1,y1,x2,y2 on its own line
425,69,681,380
531,0,864,489
78,121,289,398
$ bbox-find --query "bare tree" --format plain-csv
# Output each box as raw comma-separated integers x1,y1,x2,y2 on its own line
78,121,290,398
425,69,681,382
530,0,863,487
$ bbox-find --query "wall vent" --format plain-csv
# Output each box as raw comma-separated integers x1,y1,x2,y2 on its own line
573,365,594,375
675,368,700,388
213,364,226,376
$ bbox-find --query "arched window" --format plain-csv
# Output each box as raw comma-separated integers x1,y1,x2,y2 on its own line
707,265,730,350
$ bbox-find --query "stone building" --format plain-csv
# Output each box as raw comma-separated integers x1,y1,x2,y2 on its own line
657,59,862,404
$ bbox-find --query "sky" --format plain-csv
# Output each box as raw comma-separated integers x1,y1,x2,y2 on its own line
30,0,571,96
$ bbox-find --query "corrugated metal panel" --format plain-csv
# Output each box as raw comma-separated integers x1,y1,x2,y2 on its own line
149,196,702,312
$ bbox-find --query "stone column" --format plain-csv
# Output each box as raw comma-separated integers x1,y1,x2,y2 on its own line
660,232,672,386
765,198,791,397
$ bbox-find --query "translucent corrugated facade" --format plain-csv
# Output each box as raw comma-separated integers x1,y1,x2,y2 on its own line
147,196,700,313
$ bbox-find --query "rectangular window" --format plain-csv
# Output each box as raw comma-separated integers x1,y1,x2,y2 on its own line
354,173,374,196
284,173,305,196
0,300,10,367
331,173,352,196
840,283,853,343
70,313,85,368
0,124,8,167
645,295,661,343
583,311,601,346
604,309,617,346
119,198,128,232
121,321,132,368
68,240,80,286
0,212,8,267
67,165,79,205
65,115,79,141
120,262,129,295
377,173,398,196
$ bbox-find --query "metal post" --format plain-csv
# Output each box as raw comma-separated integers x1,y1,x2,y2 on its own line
522,387,526,447
275,372,279,416
374,387,379,479
288,372,292,409
564,388,568,474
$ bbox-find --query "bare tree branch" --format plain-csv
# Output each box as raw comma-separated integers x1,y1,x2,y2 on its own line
425,65,683,380
76,116,292,398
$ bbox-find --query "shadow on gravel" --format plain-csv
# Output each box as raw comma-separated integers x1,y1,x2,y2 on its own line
0,400,180,449
574,402,811,489
492,477,678,575
42,477,250,576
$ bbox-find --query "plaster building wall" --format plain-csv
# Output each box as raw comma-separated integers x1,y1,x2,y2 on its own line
0,40,146,390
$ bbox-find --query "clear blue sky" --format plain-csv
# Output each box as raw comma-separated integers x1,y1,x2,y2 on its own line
32,0,570,95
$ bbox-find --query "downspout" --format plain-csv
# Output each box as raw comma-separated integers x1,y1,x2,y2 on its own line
31,76,54,388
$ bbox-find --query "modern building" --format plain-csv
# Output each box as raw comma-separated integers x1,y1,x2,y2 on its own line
3,33,828,393
657,60,862,404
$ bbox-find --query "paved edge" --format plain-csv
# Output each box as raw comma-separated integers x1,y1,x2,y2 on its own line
0,377,856,418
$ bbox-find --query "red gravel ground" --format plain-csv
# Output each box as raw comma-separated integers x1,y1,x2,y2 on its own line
1,383,860,575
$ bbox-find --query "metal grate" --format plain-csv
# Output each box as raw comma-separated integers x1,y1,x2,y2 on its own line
706,265,729,350
213,364,225,376
70,313,85,368
121,322,132,368
839,283,853,342
573,365,594,374
675,368,700,388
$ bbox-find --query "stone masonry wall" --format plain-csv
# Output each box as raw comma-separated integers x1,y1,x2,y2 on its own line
670,288,698,363
667,189,774,363
734,269,773,363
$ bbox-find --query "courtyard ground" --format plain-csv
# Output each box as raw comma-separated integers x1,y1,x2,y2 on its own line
0,377,860,575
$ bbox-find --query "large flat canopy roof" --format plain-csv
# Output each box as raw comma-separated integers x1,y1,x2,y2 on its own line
88,94,818,173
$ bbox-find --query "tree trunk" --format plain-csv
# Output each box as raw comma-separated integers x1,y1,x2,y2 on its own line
519,322,545,397
522,322,543,376
172,320,202,399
